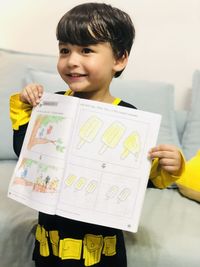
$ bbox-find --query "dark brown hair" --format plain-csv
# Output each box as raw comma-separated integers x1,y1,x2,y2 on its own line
56,3,135,77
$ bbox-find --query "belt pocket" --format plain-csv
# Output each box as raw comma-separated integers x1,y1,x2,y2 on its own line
35,224,49,257
103,235,117,256
49,230,59,256
83,234,103,266
59,238,82,260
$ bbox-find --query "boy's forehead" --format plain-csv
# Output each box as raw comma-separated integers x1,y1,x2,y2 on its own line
58,42,84,47
58,41,112,48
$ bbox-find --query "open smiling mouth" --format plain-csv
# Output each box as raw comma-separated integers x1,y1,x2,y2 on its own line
67,73,87,77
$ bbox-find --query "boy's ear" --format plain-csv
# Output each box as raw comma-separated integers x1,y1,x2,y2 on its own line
113,52,128,73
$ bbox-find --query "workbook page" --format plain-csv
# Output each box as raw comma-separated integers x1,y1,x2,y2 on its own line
57,99,161,232
8,93,79,214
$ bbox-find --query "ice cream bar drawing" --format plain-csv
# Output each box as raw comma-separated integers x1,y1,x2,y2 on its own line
85,180,98,194
121,132,140,159
75,177,87,190
65,174,77,187
117,188,131,202
105,185,119,199
99,122,125,154
77,116,102,149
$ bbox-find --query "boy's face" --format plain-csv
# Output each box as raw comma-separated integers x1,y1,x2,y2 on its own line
57,42,127,99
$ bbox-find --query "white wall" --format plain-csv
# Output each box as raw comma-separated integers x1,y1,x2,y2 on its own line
1,0,200,110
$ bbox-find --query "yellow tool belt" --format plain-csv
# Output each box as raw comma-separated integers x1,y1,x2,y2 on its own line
35,224,117,266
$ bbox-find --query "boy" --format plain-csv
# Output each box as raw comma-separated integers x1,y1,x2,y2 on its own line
10,3,184,267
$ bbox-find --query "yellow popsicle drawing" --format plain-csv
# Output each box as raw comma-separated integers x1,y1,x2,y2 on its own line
121,132,140,159
77,116,102,149
105,185,119,199
85,180,97,193
65,174,77,187
75,177,86,190
117,188,131,202
99,122,125,154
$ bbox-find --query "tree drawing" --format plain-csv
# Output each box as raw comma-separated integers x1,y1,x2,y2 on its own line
27,115,65,151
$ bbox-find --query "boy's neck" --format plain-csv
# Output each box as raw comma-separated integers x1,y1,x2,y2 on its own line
73,91,115,104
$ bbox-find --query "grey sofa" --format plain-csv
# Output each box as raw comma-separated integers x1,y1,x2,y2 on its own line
1,48,200,267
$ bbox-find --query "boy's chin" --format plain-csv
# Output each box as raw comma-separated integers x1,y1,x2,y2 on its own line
69,85,90,94
69,87,83,93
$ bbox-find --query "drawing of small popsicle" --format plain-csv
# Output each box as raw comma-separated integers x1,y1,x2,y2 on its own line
99,122,125,154
105,185,119,199
75,177,86,190
65,174,77,187
77,116,102,149
117,188,131,202
121,132,140,159
85,180,98,194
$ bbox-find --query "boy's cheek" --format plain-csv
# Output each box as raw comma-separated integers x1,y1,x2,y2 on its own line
57,61,64,74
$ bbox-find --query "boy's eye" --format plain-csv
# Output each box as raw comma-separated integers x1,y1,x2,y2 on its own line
60,48,69,54
82,47,93,54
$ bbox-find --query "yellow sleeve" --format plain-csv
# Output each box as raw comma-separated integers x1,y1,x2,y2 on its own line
149,151,186,189
10,93,33,130
176,150,200,191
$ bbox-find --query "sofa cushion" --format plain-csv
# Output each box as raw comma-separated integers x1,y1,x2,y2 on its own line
25,68,66,92
110,79,181,147
0,49,57,159
175,110,188,141
26,69,181,148
0,160,37,267
125,188,200,266
182,70,200,159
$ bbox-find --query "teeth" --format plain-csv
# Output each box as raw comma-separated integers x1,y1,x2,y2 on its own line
69,73,85,77
71,74,80,77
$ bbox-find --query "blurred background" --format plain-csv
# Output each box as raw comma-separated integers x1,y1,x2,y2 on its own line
1,0,200,109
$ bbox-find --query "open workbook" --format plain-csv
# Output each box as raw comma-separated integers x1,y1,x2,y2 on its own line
8,92,161,232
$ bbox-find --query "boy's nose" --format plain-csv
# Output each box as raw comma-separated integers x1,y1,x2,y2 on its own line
67,52,80,67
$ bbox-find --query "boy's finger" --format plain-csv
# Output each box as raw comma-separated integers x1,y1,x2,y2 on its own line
36,85,44,97
149,150,177,160
22,89,32,105
150,144,176,153
161,165,178,174
26,87,37,106
158,158,177,166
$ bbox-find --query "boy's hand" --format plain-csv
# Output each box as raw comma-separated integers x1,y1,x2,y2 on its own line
20,83,44,107
149,144,182,175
